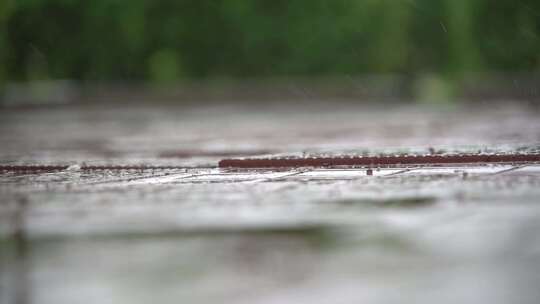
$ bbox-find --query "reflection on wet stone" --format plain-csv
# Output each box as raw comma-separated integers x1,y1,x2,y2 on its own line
1,104,540,303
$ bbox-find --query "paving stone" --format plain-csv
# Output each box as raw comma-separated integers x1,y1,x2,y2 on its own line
1,103,540,304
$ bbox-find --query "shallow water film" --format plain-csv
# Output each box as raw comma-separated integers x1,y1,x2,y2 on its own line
1,103,540,303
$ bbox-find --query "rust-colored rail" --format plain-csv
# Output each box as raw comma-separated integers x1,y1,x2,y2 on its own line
0,165,189,173
219,154,540,168
2,154,539,173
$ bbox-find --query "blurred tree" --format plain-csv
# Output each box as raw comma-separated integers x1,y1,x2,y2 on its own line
148,48,183,82
1,0,539,84
476,0,540,72
444,0,483,77
366,0,412,73
0,0,15,84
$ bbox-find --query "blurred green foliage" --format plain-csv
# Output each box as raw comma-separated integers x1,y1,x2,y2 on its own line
1,0,539,84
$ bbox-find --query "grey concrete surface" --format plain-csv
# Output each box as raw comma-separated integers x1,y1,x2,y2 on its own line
1,102,540,303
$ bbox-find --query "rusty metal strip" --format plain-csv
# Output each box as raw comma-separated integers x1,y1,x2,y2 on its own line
0,165,191,173
2,154,539,173
218,154,540,168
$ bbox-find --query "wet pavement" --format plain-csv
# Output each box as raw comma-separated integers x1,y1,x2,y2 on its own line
1,102,540,303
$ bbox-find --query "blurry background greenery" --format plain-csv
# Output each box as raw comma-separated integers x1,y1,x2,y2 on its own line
0,0,539,86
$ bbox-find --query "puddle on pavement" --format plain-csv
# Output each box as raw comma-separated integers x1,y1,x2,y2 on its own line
2,105,540,303
0,225,339,304
3,211,539,304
